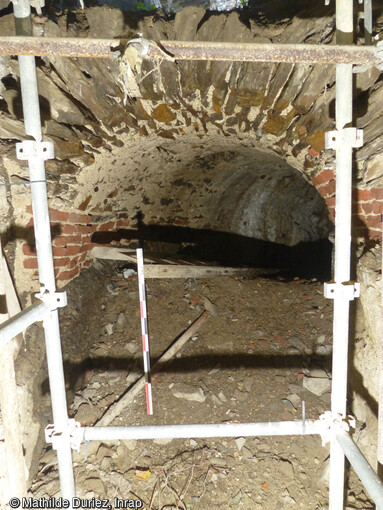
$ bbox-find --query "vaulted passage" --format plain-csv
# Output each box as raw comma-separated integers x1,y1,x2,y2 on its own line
0,1,382,508
90,143,333,277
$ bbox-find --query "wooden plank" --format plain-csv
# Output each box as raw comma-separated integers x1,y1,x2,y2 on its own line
144,265,276,278
90,246,136,262
90,246,277,278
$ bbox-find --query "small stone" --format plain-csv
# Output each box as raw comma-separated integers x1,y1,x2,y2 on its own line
104,323,113,335
282,399,296,411
235,437,246,452
234,389,248,402
121,439,137,451
211,457,227,468
282,494,296,505
211,394,222,406
243,376,254,392
230,490,243,506
208,364,220,375
75,403,99,426
171,382,207,402
191,336,198,341
303,376,331,396
125,341,140,354
218,391,227,402
226,455,236,468
241,446,253,459
316,334,326,344
117,312,127,328
92,382,101,389
96,445,115,462
189,439,198,448
288,336,306,350
83,478,104,496
286,393,301,408
310,368,330,378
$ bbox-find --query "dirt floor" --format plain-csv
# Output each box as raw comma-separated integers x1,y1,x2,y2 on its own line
30,266,373,509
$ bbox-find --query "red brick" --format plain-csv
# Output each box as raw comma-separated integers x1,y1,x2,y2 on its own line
83,260,91,268
367,228,382,239
59,225,77,235
67,212,92,224
325,197,335,208
80,243,96,253
318,180,336,198
53,257,71,268
308,147,320,157
53,235,82,247
362,201,383,215
52,246,81,257
49,209,70,222
26,205,33,214
27,217,34,228
79,252,87,263
22,243,36,255
58,267,80,281
116,219,130,228
353,188,372,202
97,221,116,232
60,224,96,235
365,214,383,229
312,169,335,187
371,188,383,200
23,258,38,269
67,259,78,270
81,235,92,244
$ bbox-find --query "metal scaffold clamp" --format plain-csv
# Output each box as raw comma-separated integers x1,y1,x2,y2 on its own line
36,288,67,311
324,281,360,300
45,419,83,452
319,411,356,446
16,140,54,161
325,128,364,150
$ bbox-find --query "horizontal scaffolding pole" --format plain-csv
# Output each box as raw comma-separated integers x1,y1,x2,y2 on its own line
0,36,379,65
334,429,383,509
0,300,47,348
82,420,323,442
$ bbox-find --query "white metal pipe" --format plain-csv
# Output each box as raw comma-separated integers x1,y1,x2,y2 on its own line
364,0,373,45
329,1,354,509
335,429,383,509
13,0,75,504
0,300,47,348
83,420,323,442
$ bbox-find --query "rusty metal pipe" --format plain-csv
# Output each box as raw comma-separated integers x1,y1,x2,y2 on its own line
0,36,379,65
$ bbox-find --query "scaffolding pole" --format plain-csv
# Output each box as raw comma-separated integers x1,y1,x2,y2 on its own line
0,36,379,64
12,0,75,505
335,429,383,508
328,1,356,509
83,420,322,441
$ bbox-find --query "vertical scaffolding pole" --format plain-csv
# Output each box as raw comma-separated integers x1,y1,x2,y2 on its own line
329,1,354,508
12,0,75,504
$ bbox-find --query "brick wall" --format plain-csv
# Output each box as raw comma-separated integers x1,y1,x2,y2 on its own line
23,206,131,286
22,177,382,286
312,169,383,240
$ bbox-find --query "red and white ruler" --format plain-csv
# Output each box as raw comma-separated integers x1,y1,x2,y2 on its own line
136,248,153,415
